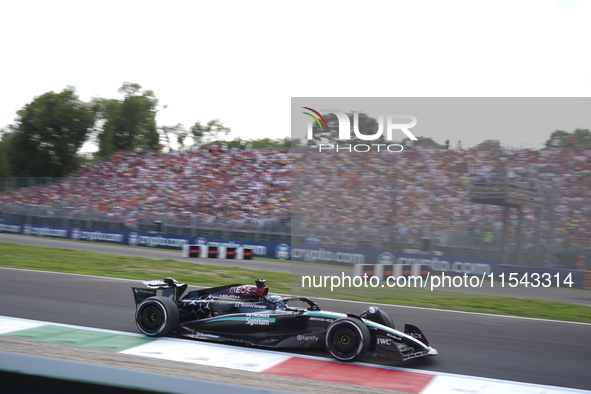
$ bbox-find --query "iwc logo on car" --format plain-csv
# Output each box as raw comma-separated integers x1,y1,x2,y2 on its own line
275,243,291,260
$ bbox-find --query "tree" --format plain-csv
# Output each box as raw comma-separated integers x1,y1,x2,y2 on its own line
95,82,159,156
546,129,591,147
548,130,570,143
0,129,11,177
415,136,443,148
248,138,283,148
160,123,188,150
476,139,501,149
573,128,591,145
190,119,231,145
7,87,95,177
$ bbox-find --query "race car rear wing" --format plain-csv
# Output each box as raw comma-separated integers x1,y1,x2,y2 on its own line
140,278,182,289
132,277,188,306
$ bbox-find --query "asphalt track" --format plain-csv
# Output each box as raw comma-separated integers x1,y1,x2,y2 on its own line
0,236,591,390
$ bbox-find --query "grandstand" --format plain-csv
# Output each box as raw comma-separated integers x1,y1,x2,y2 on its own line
1,144,589,269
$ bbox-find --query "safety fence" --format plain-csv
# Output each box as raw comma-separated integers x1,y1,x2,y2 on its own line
1,204,588,270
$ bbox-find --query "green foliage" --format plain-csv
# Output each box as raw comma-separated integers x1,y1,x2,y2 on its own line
250,137,292,148
0,129,11,177
416,136,443,147
547,129,591,147
573,128,591,145
95,82,159,157
209,137,297,150
476,139,501,149
549,130,571,141
190,119,231,145
228,137,246,149
75,152,104,169
7,87,95,177
160,123,187,150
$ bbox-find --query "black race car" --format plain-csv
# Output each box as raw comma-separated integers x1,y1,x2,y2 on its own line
132,278,438,362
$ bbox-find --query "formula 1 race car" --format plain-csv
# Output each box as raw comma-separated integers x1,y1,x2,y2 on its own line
132,278,438,362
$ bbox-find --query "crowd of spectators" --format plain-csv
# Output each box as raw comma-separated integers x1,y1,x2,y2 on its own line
1,143,590,255
292,144,591,255
0,149,291,231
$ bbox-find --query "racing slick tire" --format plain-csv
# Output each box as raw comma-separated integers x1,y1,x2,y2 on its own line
135,296,179,337
325,317,371,362
360,308,395,329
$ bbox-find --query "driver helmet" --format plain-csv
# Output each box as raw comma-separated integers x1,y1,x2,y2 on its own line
267,295,285,311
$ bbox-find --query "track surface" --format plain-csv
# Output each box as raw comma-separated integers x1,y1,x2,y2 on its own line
0,236,590,390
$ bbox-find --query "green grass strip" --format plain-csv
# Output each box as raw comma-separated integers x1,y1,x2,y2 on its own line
2,325,154,351
1,242,590,323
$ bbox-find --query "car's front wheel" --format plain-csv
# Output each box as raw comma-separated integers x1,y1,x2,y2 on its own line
135,296,179,337
359,307,395,329
325,317,370,362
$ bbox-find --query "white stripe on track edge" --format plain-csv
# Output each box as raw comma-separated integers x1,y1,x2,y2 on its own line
1,315,589,393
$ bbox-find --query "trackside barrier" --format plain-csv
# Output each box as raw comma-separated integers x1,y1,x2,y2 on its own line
181,244,201,258
354,264,431,282
3,222,587,288
229,247,238,259
219,246,227,259
0,352,296,394
238,248,253,260
216,246,238,259
207,245,219,258
583,271,591,290
183,245,252,260
353,264,376,278
0,222,277,259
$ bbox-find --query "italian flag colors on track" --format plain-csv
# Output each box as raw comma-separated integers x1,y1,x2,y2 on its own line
0,316,586,394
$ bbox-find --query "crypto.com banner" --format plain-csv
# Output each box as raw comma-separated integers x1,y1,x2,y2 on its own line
290,98,591,298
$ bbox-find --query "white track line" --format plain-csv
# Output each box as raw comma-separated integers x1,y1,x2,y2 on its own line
2,266,590,326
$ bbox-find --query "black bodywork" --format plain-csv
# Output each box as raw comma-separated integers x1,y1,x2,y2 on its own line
132,278,438,362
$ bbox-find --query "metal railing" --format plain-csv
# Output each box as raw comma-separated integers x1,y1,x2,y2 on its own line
0,177,60,193
2,204,587,269
0,204,291,244
469,175,550,206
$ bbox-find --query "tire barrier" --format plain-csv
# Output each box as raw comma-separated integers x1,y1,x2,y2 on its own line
354,263,431,281
584,271,591,290
186,245,201,258
182,245,253,260
218,247,234,259
353,264,376,277
207,246,219,258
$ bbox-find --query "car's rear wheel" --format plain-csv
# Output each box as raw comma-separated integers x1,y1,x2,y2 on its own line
135,296,179,337
325,317,370,362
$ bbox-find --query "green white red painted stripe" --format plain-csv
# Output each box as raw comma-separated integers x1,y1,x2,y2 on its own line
0,316,587,394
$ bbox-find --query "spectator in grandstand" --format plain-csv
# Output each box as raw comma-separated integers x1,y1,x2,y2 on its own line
2,143,590,268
